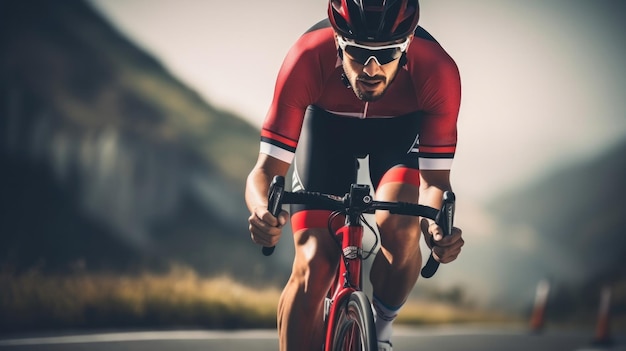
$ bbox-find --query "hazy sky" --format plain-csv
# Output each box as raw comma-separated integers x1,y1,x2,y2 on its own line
88,0,626,203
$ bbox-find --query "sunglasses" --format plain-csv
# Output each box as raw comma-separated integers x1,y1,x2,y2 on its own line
337,36,410,66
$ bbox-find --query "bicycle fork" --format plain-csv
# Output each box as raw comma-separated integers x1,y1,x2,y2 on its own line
324,224,364,347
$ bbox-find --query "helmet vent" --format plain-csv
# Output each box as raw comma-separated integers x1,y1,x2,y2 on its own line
329,0,420,42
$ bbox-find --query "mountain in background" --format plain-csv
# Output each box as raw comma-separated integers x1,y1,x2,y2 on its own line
0,0,292,284
485,138,626,323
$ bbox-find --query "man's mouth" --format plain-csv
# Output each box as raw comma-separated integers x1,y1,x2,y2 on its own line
357,78,383,89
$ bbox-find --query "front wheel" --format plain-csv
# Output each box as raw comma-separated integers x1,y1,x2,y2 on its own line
331,291,377,351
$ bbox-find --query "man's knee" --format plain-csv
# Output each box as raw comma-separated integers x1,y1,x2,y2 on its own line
289,228,339,294
376,213,421,263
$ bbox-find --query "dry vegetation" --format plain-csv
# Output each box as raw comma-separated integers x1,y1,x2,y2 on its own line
0,266,280,332
0,266,519,333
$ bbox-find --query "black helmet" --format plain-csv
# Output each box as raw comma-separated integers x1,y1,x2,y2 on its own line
328,0,420,42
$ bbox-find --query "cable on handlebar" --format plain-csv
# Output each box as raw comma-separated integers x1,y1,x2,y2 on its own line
359,214,379,260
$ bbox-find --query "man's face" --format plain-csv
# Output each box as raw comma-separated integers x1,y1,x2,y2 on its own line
337,35,412,102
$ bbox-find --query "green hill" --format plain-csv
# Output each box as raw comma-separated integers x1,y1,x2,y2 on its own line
0,0,289,283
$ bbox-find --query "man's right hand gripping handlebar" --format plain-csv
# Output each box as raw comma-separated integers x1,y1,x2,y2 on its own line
262,175,286,256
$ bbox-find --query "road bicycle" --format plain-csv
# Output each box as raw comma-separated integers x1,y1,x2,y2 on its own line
262,173,455,351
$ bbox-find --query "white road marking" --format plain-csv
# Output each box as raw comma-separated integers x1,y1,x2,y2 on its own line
392,325,525,337
0,329,277,346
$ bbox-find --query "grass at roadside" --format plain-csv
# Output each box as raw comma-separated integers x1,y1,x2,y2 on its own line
0,266,280,332
0,266,519,333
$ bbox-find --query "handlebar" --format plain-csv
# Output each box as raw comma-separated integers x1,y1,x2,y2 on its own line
262,175,455,278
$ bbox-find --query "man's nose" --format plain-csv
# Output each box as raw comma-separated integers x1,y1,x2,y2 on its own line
362,56,382,76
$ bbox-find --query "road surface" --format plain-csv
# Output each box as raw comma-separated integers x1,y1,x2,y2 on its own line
0,326,624,351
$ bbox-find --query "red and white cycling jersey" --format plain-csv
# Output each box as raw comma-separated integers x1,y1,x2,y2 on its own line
260,20,461,170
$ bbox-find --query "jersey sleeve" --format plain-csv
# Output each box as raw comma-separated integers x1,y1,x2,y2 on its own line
413,55,461,171
260,32,327,164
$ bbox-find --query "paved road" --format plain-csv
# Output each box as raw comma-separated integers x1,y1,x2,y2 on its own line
0,326,624,351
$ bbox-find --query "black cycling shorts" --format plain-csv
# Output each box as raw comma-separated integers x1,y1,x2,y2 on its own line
291,105,423,231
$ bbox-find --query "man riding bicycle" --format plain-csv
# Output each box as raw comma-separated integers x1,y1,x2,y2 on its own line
246,1,465,350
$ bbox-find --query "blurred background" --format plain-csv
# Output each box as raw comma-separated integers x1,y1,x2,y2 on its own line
1,0,625,333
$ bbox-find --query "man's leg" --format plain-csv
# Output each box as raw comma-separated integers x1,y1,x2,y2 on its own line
278,227,340,351
369,181,422,343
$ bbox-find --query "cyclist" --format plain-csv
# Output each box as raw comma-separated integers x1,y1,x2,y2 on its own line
246,1,464,350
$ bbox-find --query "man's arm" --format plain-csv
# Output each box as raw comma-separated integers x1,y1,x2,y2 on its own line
246,153,291,248
419,169,464,264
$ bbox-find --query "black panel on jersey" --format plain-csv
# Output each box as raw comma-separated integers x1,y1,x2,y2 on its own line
305,18,331,34
414,26,439,44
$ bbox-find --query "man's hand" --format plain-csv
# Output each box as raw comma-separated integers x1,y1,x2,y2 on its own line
248,207,289,248
244,154,290,249
421,219,464,264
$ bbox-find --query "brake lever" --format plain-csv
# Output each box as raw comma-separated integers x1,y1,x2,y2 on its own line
262,175,285,256
420,191,455,278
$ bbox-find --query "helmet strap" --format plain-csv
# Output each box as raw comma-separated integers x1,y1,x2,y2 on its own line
338,48,352,88
340,73,351,89
399,52,408,67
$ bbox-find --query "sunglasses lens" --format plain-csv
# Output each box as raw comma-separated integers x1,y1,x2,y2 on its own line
344,46,402,65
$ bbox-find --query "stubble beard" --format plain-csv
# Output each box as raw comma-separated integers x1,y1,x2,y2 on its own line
344,65,396,102
354,86,382,102
350,74,386,102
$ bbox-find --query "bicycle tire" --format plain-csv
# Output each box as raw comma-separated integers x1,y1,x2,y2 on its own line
330,291,377,351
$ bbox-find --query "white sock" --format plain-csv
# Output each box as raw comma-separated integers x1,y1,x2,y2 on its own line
372,295,402,343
